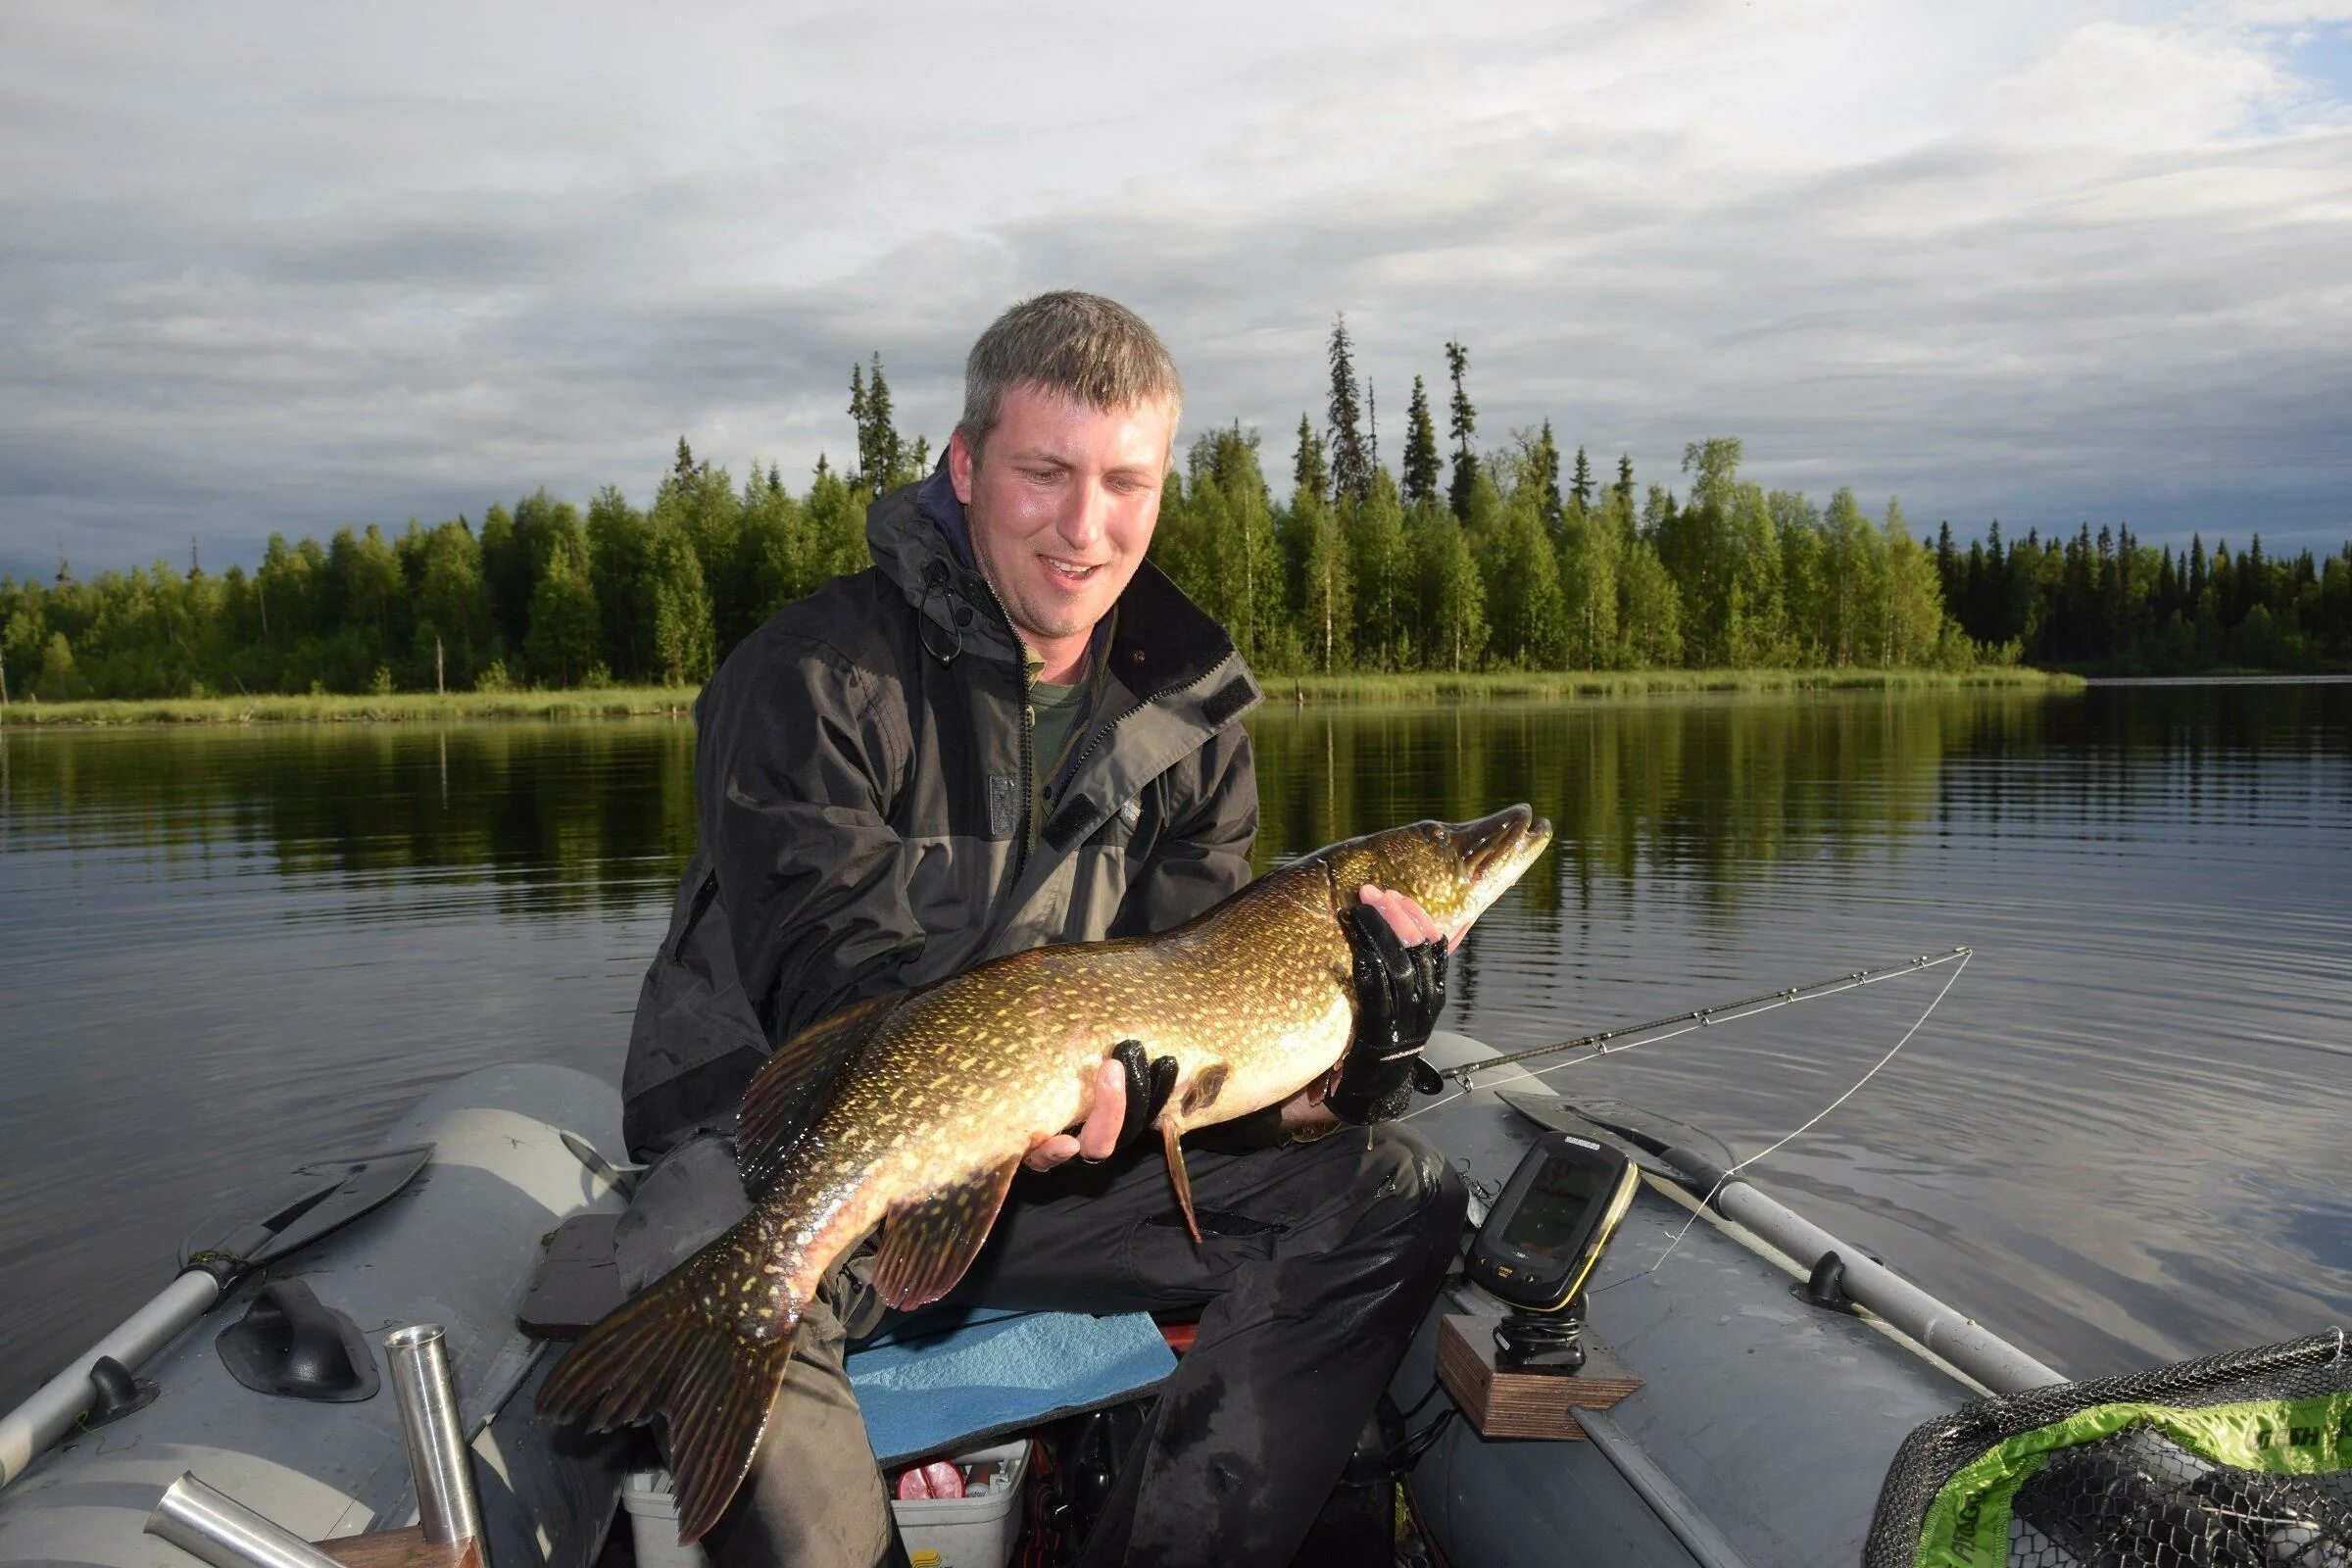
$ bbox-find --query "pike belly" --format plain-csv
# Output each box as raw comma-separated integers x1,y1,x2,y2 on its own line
765,881,1362,1303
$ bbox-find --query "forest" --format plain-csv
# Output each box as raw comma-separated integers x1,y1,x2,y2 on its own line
5,326,2346,704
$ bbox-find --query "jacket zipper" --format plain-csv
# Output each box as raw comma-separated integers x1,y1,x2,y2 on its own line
964,559,1235,870
1053,652,1233,825
964,568,1037,891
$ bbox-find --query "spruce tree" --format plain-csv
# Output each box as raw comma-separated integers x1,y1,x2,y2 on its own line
1570,446,1594,514
1401,377,1442,509
1325,315,1371,506
1615,453,1635,511
1533,419,1563,532
1294,414,1329,501
1445,338,1478,519
847,366,868,490
861,353,904,499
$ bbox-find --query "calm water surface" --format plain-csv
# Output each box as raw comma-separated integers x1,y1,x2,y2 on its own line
1,684,2347,1408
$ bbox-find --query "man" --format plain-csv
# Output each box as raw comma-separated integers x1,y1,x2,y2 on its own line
616,292,1464,1566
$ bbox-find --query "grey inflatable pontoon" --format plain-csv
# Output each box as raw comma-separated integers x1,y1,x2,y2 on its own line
0,1064,632,1567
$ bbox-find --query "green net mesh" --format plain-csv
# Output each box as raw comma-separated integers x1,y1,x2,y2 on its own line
1865,1333,2352,1568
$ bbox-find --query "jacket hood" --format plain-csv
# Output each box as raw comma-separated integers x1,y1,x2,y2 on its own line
865,470,1024,665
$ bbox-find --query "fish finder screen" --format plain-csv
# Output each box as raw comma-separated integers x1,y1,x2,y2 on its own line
1501,1157,1607,1260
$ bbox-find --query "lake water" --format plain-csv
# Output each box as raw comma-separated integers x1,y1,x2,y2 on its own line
2,682,2347,1410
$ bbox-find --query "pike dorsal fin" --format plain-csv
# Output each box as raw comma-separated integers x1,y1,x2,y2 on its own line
737,992,903,1192
871,1155,1023,1310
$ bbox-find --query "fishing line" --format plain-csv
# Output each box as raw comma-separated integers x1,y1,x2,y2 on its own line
1592,946,1974,1293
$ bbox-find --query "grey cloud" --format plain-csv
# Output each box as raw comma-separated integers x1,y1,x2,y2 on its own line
2,5,2348,586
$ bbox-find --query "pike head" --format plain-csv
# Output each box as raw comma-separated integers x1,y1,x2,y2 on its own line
1314,804,1553,947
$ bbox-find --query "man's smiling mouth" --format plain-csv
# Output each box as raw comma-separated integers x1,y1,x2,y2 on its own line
1043,557,1104,581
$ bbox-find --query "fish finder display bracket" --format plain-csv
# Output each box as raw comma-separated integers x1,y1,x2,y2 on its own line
1465,1131,1640,1315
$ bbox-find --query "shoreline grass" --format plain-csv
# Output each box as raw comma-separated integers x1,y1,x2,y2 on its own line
1275,666,2084,703
0,685,704,728
3,667,2083,728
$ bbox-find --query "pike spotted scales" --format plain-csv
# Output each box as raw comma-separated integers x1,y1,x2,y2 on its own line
540,806,1552,1543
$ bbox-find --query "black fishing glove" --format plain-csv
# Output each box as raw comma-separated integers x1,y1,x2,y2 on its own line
1088,1038,1178,1158
1326,903,1450,1125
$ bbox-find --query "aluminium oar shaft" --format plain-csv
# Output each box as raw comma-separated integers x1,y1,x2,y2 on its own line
0,1268,220,1488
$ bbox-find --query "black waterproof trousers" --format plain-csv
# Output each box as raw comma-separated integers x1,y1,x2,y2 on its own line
612,1122,1466,1568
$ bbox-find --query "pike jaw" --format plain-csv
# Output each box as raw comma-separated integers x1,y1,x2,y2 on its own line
1319,804,1553,947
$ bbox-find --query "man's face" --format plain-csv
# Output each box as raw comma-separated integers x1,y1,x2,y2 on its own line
950,382,1174,656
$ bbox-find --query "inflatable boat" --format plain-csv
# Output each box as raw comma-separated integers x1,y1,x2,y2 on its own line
2,1039,2342,1567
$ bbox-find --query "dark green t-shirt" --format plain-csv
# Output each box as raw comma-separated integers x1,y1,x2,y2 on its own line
1022,652,1092,847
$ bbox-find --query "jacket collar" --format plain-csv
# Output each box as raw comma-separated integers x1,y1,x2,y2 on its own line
865,467,1244,702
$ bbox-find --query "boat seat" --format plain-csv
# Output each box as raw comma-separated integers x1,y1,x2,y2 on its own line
519,1213,1176,1464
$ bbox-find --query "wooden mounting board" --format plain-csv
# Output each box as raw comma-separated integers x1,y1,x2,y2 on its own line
1434,1314,1642,1441
316,1527,482,1568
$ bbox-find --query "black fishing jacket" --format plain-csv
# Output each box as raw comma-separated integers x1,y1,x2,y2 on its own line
621,471,1264,1163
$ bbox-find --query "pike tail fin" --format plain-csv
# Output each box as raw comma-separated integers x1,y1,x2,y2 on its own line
539,1219,799,1544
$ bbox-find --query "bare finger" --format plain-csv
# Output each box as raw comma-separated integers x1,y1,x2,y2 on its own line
1395,893,1445,948
1024,1133,1081,1172
1077,1058,1126,1161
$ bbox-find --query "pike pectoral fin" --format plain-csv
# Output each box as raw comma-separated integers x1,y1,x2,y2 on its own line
1158,1117,1202,1244
871,1155,1023,1310
738,992,902,1191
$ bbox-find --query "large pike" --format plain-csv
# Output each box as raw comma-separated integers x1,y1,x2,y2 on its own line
541,805,1553,1541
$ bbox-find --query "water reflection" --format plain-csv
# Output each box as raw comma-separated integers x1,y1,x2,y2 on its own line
2,719,701,926
0,683,2346,1404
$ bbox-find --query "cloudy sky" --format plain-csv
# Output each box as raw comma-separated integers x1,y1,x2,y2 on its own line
3,1,2348,583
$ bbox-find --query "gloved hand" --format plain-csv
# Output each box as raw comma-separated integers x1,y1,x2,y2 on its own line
1027,1038,1178,1171
1325,894,1450,1125
1100,1038,1178,1155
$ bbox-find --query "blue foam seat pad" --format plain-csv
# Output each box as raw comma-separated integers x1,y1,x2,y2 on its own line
846,1307,1177,1465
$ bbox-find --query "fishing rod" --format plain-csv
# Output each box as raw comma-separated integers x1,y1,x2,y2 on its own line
1411,944,2000,1371
1435,946,1974,1095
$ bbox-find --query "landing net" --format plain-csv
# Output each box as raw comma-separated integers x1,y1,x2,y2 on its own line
1866,1332,2352,1568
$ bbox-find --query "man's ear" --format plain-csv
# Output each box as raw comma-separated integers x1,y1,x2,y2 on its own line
948,428,978,507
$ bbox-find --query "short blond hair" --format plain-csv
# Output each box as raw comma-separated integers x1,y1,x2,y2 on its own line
958,292,1183,461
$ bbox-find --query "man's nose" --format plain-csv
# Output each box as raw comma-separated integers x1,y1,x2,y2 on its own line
1057,479,1110,551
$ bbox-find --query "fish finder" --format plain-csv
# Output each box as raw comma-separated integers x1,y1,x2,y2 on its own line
1466,1131,1640,1314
